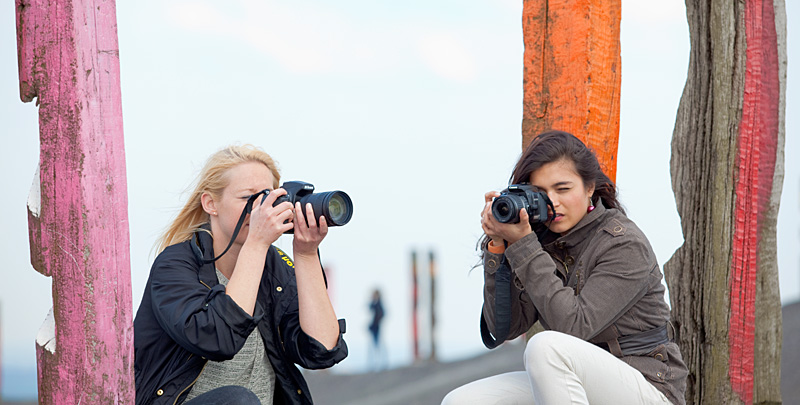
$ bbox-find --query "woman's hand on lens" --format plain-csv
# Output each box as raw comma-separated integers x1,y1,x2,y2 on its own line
247,188,294,246
482,191,531,246
293,202,328,257
482,191,504,245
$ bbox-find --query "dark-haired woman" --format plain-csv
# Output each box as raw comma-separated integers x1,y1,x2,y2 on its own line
442,131,687,404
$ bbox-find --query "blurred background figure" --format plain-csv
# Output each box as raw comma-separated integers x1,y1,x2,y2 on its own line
368,288,387,371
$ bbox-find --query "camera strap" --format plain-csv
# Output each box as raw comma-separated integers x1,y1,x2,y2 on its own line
545,198,556,223
480,249,513,349
200,190,268,264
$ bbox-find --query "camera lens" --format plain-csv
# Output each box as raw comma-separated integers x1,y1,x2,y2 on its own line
492,196,521,223
302,191,354,227
496,203,510,217
327,194,348,223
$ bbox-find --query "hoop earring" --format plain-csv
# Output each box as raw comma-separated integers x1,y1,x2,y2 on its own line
587,198,595,213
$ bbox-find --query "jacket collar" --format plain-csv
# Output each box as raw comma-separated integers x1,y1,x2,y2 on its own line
543,199,607,250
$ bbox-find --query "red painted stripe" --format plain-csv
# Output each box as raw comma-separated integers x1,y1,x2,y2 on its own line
729,1,780,403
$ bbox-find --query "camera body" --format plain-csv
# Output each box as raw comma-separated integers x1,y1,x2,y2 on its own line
263,181,353,230
491,184,550,224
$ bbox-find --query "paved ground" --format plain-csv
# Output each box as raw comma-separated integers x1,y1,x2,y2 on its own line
3,303,797,404
303,339,526,405
306,302,800,405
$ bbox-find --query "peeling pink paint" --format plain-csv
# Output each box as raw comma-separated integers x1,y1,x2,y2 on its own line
16,0,134,403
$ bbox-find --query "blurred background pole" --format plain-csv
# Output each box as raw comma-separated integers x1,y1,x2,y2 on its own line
429,250,437,362
411,250,419,362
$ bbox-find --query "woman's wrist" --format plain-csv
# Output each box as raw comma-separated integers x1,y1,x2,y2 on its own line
292,251,321,272
240,239,271,258
487,239,506,254
505,228,533,246
293,246,320,260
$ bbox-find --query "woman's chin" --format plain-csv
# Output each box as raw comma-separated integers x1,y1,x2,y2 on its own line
547,222,569,234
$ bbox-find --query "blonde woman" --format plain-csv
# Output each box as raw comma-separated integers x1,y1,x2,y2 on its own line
134,145,347,405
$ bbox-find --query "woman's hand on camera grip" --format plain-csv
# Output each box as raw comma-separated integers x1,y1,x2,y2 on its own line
293,202,328,258
482,190,532,246
247,188,294,246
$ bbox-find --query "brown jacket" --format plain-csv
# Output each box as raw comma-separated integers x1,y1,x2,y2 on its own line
482,202,687,405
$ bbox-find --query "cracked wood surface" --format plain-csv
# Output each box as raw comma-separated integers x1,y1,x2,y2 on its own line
16,0,134,402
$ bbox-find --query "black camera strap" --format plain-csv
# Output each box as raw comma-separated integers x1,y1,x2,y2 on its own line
479,190,555,349
480,246,513,349
545,198,556,223
200,190,268,264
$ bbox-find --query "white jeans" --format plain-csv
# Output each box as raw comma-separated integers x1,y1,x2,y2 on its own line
441,331,671,405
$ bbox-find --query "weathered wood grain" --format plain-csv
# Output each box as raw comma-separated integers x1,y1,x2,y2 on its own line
16,0,134,402
521,0,621,181
666,1,784,404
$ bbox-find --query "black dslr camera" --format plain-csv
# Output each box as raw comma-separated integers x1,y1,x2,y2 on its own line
256,181,353,229
491,184,550,224
205,181,353,264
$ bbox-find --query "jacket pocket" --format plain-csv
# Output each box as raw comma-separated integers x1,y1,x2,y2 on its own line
624,344,670,383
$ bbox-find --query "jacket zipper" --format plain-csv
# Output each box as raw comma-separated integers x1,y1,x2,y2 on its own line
555,256,581,295
178,242,290,402
173,361,208,405
171,268,214,403
554,257,569,282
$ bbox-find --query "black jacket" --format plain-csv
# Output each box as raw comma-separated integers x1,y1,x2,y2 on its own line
134,229,348,405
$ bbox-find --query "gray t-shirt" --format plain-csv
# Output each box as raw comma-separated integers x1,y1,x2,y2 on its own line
183,269,276,404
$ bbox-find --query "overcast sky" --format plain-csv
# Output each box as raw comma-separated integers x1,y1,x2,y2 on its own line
1,0,798,399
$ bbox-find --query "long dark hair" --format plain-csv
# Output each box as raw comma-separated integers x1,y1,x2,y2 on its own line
511,130,623,213
478,130,623,252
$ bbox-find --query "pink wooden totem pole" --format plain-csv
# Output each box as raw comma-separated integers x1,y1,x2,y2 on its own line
15,0,134,402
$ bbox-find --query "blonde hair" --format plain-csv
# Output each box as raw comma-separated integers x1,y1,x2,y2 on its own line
156,144,280,253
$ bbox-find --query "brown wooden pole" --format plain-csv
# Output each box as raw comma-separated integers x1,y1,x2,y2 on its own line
665,1,785,403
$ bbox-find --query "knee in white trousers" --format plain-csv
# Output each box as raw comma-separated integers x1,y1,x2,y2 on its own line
524,330,569,381
523,331,671,405
442,331,671,405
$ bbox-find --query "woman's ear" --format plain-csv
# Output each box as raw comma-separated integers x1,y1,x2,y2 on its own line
201,192,216,216
587,183,596,199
